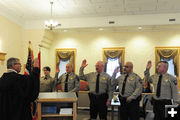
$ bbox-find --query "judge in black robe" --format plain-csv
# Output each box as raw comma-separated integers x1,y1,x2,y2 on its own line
0,57,40,120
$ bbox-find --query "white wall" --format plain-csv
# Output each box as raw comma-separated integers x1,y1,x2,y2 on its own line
1,12,180,90
45,31,180,79
0,15,23,76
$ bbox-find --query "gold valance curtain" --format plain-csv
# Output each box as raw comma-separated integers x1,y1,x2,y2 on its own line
156,48,178,76
56,50,75,71
103,49,124,73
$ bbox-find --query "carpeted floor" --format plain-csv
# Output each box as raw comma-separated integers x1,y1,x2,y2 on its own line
77,109,118,120
77,108,146,120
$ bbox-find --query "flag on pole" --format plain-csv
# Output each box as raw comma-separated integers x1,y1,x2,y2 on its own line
31,49,41,120
24,47,33,75
38,49,41,76
24,42,37,120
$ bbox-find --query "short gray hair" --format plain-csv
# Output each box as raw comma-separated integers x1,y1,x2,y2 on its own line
7,57,19,69
66,62,73,68
96,61,104,67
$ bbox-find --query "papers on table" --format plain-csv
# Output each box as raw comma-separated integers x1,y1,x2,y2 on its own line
59,108,72,114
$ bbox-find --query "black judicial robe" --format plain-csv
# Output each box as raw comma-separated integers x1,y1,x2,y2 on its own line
0,67,40,120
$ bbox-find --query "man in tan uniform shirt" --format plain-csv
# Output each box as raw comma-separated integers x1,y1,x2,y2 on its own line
144,61,179,120
113,61,142,120
79,59,114,120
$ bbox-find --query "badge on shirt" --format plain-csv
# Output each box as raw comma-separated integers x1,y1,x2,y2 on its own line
102,76,106,80
129,77,134,81
165,79,168,82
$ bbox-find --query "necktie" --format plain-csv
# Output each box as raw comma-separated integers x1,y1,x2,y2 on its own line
121,74,128,95
95,73,100,93
64,74,69,92
156,74,162,97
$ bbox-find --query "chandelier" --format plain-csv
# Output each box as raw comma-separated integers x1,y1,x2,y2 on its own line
45,1,60,30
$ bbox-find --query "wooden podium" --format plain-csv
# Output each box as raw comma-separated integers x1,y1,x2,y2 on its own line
37,92,77,120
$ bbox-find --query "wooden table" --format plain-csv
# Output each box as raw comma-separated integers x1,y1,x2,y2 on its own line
37,92,77,120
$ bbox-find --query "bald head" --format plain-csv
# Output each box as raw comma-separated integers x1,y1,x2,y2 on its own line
95,61,104,73
126,62,133,68
124,61,133,74
66,62,73,73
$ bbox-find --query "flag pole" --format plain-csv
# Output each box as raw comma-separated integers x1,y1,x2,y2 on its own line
29,41,31,46
38,44,41,76
28,41,32,49
38,44,42,51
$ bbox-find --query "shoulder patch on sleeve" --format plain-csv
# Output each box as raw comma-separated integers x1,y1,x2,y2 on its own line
134,73,138,76
135,74,142,84
139,78,142,84
172,79,177,85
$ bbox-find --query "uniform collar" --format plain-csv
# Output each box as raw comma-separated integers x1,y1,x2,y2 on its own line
96,72,102,75
125,72,133,76
157,73,164,76
66,72,72,75
44,75,51,79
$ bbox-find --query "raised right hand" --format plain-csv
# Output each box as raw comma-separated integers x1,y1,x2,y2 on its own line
81,59,88,68
56,65,60,74
33,58,39,68
146,60,152,69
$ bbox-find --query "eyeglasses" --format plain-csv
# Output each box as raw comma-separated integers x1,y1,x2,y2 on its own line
123,66,130,68
14,63,21,65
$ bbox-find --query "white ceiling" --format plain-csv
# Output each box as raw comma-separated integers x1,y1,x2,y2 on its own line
1,0,180,29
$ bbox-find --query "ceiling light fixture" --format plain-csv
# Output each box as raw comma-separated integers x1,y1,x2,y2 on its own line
45,1,60,30
138,26,142,30
99,28,104,31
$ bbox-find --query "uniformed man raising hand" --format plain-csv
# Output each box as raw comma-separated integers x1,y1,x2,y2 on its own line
144,60,179,120
79,59,113,120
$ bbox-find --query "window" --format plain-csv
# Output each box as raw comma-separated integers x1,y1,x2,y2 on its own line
103,47,125,76
155,47,180,78
161,58,176,77
106,57,121,78
58,59,70,78
56,49,76,78
103,47,125,91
